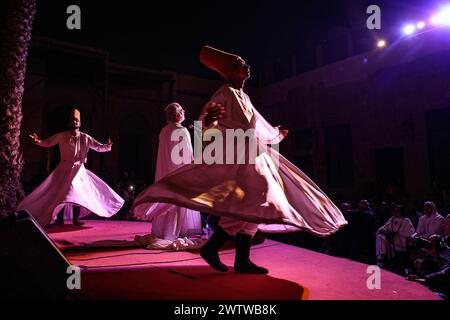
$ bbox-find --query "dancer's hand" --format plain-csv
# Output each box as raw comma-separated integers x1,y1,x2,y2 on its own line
204,102,225,127
276,125,289,138
29,133,41,144
107,138,113,148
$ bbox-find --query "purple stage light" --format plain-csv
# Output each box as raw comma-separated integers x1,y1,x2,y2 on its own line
417,21,426,29
430,6,450,26
431,15,441,25
403,24,416,35
377,40,386,48
439,6,450,25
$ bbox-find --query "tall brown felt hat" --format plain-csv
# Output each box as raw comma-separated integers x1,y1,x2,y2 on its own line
200,45,240,81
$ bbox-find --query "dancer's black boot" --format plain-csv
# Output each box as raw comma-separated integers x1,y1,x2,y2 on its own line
72,206,85,226
52,210,64,226
200,227,229,272
234,233,269,274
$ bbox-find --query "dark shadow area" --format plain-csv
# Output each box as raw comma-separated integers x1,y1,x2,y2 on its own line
45,225,93,234
78,265,305,300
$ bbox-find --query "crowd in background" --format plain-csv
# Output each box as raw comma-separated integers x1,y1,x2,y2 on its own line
311,198,449,299
21,170,450,299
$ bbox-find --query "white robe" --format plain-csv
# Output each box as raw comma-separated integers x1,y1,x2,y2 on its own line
17,131,124,226
376,217,415,259
132,85,347,237
412,213,445,239
132,123,202,240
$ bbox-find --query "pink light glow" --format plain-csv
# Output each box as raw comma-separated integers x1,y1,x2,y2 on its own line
417,21,426,29
377,40,386,48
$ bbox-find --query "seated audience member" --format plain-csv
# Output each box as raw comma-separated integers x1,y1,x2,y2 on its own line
444,214,450,246
375,201,390,228
348,200,377,263
412,201,445,240
376,205,415,268
407,234,450,299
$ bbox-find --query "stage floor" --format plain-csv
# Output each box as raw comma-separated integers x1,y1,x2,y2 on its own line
46,220,440,300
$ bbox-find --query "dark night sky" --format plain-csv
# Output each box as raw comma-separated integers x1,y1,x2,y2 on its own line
31,0,441,78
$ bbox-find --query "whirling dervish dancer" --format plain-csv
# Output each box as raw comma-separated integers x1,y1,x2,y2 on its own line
133,102,202,241
131,46,347,274
17,108,124,226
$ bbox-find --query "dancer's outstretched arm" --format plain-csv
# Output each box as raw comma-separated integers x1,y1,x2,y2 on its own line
29,132,61,148
88,135,113,152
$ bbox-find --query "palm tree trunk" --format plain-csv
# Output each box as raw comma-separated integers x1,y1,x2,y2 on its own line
0,0,36,219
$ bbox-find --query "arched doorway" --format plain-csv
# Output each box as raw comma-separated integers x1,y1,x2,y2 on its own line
119,113,153,190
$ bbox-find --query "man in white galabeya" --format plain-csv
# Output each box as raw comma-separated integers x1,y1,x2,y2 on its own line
132,102,202,241
18,108,124,226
